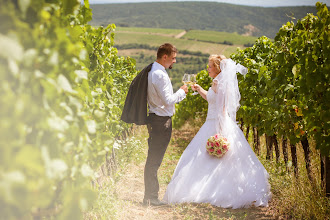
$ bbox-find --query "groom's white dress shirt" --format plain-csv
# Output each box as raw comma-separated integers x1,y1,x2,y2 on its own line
147,62,186,117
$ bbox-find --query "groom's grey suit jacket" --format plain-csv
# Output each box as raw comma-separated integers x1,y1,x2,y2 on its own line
121,63,153,125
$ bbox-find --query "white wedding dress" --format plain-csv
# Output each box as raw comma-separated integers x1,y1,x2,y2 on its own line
163,60,271,208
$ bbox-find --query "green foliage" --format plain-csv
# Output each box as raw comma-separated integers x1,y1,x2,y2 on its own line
174,2,329,156
116,26,184,35
79,23,137,168
116,43,210,57
85,131,148,219
173,70,212,128
0,0,136,218
116,43,209,91
274,2,329,155
232,2,329,155
232,37,279,137
262,150,330,219
90,2,317,38
183,30,257,45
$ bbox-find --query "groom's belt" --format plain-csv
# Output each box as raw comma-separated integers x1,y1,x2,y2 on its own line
148,113,171,119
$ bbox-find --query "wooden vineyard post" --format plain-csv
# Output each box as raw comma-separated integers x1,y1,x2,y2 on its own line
290,143,298,177
253,127,260,155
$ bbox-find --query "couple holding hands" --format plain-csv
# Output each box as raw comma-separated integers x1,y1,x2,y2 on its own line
121,43,271,208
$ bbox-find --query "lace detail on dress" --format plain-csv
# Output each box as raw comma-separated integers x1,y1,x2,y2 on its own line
206,88,217,120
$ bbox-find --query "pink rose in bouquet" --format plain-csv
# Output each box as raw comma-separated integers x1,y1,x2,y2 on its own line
206,134,230,158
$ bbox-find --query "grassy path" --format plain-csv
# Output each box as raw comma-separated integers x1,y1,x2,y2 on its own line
114,126,275,220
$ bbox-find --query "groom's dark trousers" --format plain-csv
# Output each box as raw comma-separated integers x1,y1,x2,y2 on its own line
144,113,172,200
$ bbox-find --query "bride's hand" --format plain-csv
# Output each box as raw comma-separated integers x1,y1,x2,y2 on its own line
191,84,200,91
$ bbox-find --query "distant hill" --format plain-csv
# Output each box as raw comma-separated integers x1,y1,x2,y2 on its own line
89,2,317,38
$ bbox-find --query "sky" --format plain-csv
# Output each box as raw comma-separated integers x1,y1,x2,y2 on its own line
87,0,329,7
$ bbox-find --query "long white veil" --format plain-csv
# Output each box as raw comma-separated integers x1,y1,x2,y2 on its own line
213,59,247,134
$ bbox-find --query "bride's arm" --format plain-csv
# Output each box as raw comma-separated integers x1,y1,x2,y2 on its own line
192,84,207,100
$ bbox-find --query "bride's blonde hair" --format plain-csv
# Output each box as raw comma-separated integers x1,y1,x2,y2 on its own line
209,54,226,73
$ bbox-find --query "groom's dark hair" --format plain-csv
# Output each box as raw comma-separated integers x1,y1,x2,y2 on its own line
157,43,178,59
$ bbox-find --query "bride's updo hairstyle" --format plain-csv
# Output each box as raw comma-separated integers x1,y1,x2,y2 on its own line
209,54,226,74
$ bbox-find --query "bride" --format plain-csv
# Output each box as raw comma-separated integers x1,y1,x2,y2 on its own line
163,55,271,208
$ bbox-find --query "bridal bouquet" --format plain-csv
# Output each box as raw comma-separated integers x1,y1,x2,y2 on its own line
206,134,230,158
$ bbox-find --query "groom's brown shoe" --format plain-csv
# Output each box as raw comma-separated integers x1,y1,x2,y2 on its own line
143,198,167,206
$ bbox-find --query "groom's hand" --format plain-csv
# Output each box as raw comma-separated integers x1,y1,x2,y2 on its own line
180,84,188,94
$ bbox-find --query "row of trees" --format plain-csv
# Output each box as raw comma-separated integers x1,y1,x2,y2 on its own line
128,52,209,91
0,0,136,218
115,44,210,91
232,2,329,192
174,2,329,195
115,43,210,57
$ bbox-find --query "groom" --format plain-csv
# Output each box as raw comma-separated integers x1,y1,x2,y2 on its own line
121,43,187,206
144,43,188,206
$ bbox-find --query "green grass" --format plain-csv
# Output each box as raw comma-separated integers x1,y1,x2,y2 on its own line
116,26,184,35
183,30,258,45
113,31,241,58
262,145,330,219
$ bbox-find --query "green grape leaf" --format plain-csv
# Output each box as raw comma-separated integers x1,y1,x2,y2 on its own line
0,34,24,61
